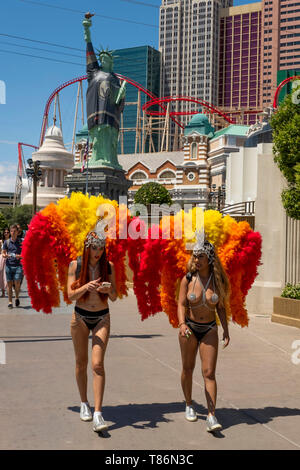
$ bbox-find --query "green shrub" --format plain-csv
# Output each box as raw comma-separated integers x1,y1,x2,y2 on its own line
281,283,300,300
281,187,300,219
0,211,9,232
1,204,37,229
134,182,172,206
270,88,300,220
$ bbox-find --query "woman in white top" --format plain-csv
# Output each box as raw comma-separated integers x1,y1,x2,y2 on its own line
0,228,9,297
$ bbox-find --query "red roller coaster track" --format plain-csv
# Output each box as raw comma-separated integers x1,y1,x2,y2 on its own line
273,75,300,108
39,74,240,146
39,74,184,146
18,142,38,177
16,73,300,200
39,74,300,148
142,95,236,124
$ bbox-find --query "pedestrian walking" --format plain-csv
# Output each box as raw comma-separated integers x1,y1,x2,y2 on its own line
177,231,230,432
0,228,9,297
2,224,23,308
16,224,24,242
16,224,25,287
67,221,117,433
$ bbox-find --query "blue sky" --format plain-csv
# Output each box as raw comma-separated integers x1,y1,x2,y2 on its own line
0,0,259,193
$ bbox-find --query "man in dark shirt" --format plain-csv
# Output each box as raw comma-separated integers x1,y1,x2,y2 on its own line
2,224,23,308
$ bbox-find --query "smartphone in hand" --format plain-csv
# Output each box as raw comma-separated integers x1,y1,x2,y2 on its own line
101,282,111,288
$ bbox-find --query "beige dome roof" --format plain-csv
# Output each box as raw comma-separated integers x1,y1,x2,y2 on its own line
45,125,63,138
32,126,74,170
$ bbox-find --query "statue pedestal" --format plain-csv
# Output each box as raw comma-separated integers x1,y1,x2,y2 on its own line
64,164,131,200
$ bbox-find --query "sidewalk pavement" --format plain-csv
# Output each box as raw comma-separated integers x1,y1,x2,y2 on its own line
0,284,300,450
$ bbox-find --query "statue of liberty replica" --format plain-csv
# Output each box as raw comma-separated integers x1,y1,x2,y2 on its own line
66,13,130,198
83,12,126,168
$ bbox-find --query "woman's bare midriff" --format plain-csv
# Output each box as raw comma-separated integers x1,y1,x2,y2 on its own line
186,305,216,323
76,290,108,312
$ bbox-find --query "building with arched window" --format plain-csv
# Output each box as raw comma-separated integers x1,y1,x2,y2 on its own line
72,113,252,208
117,113,250,206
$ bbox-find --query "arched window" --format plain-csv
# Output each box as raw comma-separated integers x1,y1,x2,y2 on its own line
158,170,176,179
191,142,198,159
130,171,147,180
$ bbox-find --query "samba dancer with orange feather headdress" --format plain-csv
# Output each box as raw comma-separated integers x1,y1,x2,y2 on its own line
177,227,229,432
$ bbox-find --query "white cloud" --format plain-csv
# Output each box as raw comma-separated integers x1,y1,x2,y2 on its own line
0,174,16,192
0,164,17,175
0,140,19,145
0,164,18,191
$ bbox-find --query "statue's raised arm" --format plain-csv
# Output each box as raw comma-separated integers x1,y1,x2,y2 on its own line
83,13,93,42
83,13,100,81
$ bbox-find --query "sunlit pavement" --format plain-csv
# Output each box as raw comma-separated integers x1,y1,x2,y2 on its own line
0,282,300,450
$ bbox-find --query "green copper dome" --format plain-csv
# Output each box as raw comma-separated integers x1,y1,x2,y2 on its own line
75,124,89,143
184,113,215,138
189,113,210,125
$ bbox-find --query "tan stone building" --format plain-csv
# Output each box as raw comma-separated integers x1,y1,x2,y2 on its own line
73,113,251,207
118,113,250,208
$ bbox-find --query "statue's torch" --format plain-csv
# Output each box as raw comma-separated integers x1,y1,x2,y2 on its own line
116,80,126,105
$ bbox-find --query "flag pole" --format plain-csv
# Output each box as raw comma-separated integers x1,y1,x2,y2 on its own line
85,153,89,194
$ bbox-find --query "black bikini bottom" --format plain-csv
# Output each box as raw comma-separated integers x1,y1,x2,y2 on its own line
185,317,217,343
75,305,109,331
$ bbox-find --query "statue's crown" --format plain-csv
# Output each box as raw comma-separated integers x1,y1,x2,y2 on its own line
96,46,118,60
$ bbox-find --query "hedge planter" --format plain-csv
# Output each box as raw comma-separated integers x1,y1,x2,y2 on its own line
272,297,300,328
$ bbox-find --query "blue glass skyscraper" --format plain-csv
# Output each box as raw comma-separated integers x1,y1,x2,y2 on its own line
114,46,161,154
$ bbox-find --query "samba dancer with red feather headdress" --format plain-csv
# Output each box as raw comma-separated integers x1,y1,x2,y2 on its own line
67,219,117,433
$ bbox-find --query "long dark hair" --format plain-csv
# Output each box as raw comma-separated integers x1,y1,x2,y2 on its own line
2,227,10,241
71,246,109,301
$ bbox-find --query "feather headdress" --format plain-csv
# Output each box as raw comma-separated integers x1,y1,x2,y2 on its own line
85,219,107,248
192,228,215,264
22,194,262,329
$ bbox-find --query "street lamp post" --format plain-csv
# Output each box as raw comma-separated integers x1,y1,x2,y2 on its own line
209,184,217,209
26,159,42,215
220,184,226,210
209,184,226,211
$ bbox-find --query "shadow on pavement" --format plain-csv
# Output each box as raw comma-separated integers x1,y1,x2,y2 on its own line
68,402,190,432
214,406,300,432
2,336,73,343
68,402,300,435
110,334,163,339
1,334,162,343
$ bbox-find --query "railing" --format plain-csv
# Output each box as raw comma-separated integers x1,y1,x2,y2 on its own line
220,201,255,229
285,215,300,285
221,201,255,216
